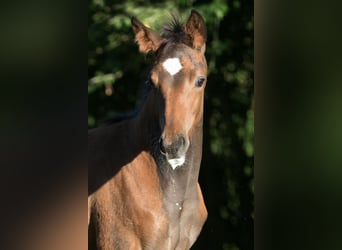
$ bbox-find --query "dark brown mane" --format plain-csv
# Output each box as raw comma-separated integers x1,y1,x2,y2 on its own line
162,15,192,47
104,76,152,125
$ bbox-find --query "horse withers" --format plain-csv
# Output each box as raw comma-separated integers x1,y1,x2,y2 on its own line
88,10,208,250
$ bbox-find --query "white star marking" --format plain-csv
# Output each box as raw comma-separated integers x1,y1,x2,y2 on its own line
162,58,182,75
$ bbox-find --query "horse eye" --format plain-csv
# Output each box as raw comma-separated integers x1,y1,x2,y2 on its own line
195,76,205,88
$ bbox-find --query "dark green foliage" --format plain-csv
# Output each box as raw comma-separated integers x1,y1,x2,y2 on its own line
88,0,253,249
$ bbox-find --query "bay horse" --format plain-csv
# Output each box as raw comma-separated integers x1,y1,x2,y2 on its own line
88,10,208,250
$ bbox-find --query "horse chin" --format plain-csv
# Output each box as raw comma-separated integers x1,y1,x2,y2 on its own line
167,156,186,170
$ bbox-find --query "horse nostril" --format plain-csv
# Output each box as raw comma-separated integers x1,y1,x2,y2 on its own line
160,135,189,158
179,135,186,147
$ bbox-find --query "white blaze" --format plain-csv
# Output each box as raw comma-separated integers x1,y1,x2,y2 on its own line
167,156,186,170
162,58,182,75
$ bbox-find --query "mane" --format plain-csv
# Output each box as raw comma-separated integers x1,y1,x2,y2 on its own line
104,77,152,125
161,15,192,47
103,110,139,125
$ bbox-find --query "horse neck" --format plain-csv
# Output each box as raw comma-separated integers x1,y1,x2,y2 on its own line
158,125,203,205
133,92,161,146
135,90,204,203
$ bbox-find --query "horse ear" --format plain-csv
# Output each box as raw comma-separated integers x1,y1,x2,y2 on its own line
184,10,207,53
131,17,164,53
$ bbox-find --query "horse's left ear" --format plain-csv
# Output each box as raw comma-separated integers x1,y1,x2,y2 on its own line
184,10,207,53
131,17,165,54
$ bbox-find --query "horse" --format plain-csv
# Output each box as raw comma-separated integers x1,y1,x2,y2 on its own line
88,10,208,250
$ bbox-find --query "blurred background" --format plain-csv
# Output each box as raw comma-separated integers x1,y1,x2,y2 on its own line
88,0,253,249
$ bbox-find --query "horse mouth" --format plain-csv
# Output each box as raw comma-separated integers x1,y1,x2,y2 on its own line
167,156,185,170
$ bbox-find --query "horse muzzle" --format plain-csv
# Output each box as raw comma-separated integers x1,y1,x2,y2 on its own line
160,134,189,169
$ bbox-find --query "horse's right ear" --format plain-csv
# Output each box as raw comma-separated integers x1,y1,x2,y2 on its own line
131,17,164,54
184,10,207,54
